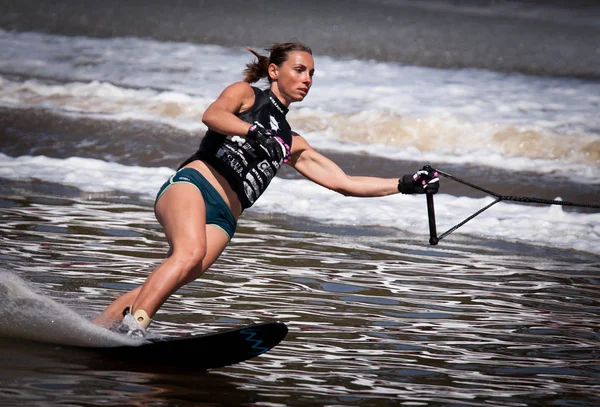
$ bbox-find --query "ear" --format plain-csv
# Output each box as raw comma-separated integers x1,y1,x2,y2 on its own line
267,63,279,82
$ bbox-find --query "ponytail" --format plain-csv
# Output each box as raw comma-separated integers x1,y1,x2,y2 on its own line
243,48,270,83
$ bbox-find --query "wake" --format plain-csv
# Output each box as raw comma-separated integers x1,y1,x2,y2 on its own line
0,271,142,347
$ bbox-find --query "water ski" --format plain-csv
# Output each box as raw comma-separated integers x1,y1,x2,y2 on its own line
0,273,287,369
100,321,288,370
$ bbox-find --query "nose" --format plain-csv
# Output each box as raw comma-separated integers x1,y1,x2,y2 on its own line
303,72,312,86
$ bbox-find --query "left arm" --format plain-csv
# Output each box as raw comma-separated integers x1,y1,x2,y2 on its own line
287,133,399,197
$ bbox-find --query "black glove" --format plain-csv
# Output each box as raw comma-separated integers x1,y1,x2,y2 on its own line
398,166,440,194
247,124,290,164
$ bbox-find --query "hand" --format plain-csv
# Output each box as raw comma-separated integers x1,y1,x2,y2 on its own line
398,165,440,194
247,124,290,164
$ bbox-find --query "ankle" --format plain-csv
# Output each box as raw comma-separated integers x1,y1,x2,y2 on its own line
122,306,153,329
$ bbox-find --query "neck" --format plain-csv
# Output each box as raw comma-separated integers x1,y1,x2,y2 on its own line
269,84,291,108
268,88,289,115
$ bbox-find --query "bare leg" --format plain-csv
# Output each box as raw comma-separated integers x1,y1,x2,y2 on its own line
93,183,230,328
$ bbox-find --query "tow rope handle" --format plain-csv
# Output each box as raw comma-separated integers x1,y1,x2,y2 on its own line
422,166,600,246
426,191,439,246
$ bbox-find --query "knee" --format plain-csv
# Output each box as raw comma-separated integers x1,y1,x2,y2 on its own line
171,245,206,271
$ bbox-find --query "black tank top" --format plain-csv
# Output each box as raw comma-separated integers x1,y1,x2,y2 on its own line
179,86,293,210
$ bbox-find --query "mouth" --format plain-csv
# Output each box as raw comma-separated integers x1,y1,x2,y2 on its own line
298,88,309,96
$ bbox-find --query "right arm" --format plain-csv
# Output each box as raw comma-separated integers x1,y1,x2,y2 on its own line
288,133,400,197
202,82,256,136
288,132,440,196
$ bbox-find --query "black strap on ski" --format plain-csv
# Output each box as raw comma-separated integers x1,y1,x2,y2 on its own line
425,167,600,245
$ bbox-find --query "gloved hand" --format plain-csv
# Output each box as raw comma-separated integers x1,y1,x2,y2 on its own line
398,165,440,194
247,124,291,164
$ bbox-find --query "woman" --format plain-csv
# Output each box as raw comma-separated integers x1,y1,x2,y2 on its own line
93,42,439,335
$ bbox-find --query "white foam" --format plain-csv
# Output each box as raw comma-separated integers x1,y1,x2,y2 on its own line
0,153,173,196
1,30,598,182
1,153,598,254
1,73,597,183
256,178,600,255
290,110,599,184
2,31,598,133
0,76,210,132
0,30,598,252
0,271,143,347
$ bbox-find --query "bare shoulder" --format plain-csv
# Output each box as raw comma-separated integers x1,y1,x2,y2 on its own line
213,81,256,113
222,81,255,95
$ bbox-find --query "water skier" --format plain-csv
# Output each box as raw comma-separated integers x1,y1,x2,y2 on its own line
93,42,439,335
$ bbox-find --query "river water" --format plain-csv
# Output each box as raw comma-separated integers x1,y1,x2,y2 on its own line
1,1,599,406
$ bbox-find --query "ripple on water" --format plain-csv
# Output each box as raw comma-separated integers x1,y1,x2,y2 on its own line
0,193,599,406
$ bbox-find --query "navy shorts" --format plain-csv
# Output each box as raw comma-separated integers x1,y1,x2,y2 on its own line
155,168,237,240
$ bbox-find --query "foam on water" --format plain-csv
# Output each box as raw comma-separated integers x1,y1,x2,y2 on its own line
1,153,598,254
0,76,211,132
2,30,599,129
0,153,174,195
0,271,143,347
258,178,600,255
4,28,598,131
292,110,599,183
1,29,599,182
1,74,598,183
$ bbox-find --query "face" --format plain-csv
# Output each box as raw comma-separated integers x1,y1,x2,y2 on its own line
269,51,315,106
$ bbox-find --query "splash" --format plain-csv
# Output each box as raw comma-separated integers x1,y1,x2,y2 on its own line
0,271,143,347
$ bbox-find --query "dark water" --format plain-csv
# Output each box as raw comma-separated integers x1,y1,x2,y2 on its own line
3,0,600,78
1,180,599,406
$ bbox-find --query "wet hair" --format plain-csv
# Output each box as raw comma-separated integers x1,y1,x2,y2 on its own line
243,42,313,83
